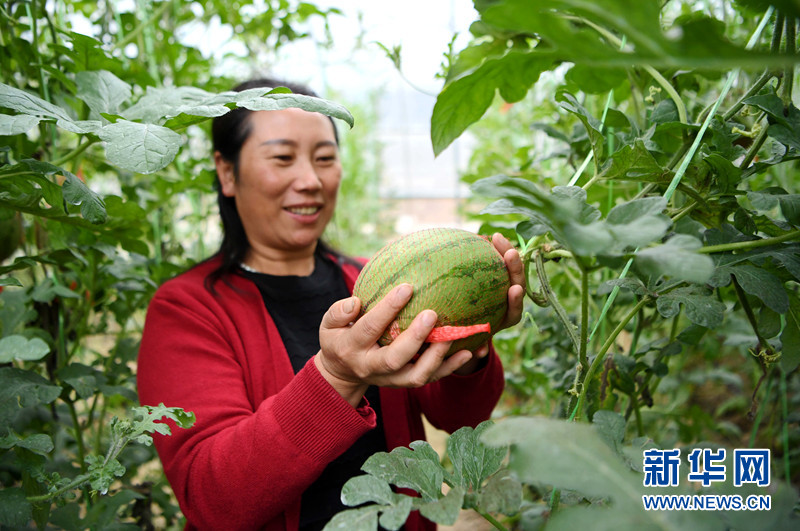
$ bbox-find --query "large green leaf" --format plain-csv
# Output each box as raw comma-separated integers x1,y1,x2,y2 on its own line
636,234,715,284
75,70,132,115
431,50,555,155
0,114,41,135
98,121,182,174
655,286,726,329
0,488,32,528
446,421,506,491
781,295,800,372
361,441,444,502
0,367,62,428
0,335,50,363
475,0,797,70
710,262,789,314
0,430,54,456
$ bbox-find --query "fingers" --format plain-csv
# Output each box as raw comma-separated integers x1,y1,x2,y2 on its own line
504,283,525,328
320,296,362,331
493,232,526,291
348,283,413,347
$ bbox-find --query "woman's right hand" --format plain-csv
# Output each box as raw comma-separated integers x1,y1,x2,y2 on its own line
315,284,475,407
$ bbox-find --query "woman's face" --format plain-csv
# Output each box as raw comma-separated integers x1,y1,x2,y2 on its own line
217,108,341,258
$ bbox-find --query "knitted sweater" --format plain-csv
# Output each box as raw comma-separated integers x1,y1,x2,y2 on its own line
136,255,505,530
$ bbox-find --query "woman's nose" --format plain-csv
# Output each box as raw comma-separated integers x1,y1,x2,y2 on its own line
293,159,323,191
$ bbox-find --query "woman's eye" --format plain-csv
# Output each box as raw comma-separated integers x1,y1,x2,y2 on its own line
273,155,293,162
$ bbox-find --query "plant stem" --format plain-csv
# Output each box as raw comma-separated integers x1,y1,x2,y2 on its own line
738,113,770,170
549,487,562,514
477,509,510,531
780,16,796,106
731,275,768,349
748,374,772,448
26,473,91,503
66,400,87,473
698,229,800,254
578,261,590,371
779,367,791,483
722,70,777,122
52,140,96,168
575,297,650,418
535,252,581,354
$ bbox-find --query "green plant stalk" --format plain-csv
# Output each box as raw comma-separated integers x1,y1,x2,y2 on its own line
575,297,650,418
738,116,769,170
748,374,773,448
780,16,796,106
578,261,590,371
535,251,581,354
723,11,783,121
476,509,510,531
779,367,791,483
26,472,91,503
731,275,769,350
549,487,562,514
66,400,87,474
698,229,800,254
52,139,96,168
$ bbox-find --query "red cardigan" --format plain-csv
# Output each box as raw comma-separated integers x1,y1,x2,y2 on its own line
136,256,504,530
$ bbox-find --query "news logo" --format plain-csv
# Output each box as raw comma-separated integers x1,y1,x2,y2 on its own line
642,448,772,512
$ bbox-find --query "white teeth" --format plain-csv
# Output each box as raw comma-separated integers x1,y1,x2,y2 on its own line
287,206,320,215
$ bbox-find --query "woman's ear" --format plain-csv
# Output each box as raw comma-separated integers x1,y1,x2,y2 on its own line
214,151,236,197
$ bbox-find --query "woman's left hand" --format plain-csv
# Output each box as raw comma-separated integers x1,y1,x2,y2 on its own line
455,232,526,375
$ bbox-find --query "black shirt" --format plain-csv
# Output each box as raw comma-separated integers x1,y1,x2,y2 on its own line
241,251,387,530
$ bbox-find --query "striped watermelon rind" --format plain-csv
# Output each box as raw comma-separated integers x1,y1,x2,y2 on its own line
353,227,510,356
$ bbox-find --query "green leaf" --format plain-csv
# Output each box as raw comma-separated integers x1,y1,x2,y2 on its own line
592,410,626,454
431,50,555,155
557,92,605,163
377,496,414,531
0,367,61,428
0,335,50,362
656,286,726,329
0,82,72,122
477,469,522,515
62,172,107,224
57,363,105,400
85,454,125,495
780,295,800,372
598,140,670,183
75,70,132,115
0,487,32,528
237,90,354,128
98,121,182,174
481,417,639,502
361,442,445,502
341,475,395,506
0,430,54,455
323,506,380,531
447,421,506,491
606,197,671,249
768,104,800,152
418,486,464,526
710,263,789,314
636,234,715,284
0,114,41,135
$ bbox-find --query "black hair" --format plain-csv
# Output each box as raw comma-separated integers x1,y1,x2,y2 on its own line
205,77,345,292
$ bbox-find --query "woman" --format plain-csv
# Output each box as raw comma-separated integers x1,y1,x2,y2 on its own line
136,78,525,531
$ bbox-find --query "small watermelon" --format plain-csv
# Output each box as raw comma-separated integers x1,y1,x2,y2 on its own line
353,227,510,356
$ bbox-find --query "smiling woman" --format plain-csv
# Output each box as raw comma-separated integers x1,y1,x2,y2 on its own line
215,107,342,276
135,78,524,531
